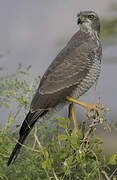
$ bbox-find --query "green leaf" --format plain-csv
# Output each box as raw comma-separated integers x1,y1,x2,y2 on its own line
58,122,66,129
9,116,14,123
7,90,15,96
43,149,49,158
104,123,111,133
67,155,73,166
18,97,27,105
57,116,69,129
58,134,67,141
46,158,52,169
42,161,47,169
3,102,11,110
94,138,103,144
108,154,117,165
16,124,21,128
19,71,27,75
70,129,78,146
86,151,96,160
57,116,65,122
99,113,104,123
104,108,109,114
113,176,117,180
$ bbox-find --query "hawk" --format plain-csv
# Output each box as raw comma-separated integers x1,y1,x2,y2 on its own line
7,10,103,166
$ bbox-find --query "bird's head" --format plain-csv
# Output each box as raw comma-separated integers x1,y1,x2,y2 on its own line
77,11,100,34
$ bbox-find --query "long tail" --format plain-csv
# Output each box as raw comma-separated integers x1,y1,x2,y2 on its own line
7,110,48,166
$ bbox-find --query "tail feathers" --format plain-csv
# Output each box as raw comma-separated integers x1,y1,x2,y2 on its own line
7,110,48,166
7,127,32,166
7,137,23,166
19,111,43,137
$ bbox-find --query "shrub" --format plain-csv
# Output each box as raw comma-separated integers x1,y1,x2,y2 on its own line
0,66,117,180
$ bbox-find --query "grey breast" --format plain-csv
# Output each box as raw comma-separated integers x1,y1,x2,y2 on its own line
71,32,102,99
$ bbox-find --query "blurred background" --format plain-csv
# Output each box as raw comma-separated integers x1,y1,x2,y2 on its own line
0,0,117,149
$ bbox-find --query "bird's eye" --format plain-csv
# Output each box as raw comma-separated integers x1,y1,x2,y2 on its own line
88,15,95,20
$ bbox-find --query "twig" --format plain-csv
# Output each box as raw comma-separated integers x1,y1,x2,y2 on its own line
0,174,8,180
44,169,51,180
14,82,33,121
101,170,110,180
52,168,59,180
10,137,39,153
32,137,37,149
110,168,117,179
34,133,42,148
79,118,99,153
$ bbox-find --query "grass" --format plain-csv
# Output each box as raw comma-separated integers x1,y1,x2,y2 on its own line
0,66,117,180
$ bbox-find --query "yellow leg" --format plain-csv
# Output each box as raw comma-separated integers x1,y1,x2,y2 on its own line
69,103,79,136
66,96,104,118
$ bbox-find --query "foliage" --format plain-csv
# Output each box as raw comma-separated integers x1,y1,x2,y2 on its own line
101,17,117,38
109,3,117,11
0,66,117,180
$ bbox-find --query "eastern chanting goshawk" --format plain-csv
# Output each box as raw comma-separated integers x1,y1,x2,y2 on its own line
7,10,103,166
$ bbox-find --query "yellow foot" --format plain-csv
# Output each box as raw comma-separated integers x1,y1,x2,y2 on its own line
66,96,104,118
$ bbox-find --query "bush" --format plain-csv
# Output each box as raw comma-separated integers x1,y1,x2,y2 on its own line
0,66,117,180
101,17,117,38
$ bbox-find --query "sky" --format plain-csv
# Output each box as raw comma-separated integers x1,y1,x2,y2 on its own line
0,0,117,125
0,0,116,76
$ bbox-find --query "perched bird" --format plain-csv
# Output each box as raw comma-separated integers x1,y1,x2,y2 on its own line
7,10,102,166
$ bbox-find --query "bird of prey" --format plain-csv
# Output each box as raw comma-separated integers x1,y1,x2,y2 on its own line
7,10,103,166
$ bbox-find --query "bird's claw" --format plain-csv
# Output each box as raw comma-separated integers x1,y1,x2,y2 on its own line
86,102,104,118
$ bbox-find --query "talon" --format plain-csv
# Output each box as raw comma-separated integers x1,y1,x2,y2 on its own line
86,102,104,118
95,102,104,110
66,96,104,119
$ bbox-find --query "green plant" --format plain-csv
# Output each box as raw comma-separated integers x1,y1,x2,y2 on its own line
101,17,117,38
0,66,117,180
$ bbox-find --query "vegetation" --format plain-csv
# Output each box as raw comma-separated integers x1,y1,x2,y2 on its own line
101,17,117,38
0,66,117,180
109,3,117,11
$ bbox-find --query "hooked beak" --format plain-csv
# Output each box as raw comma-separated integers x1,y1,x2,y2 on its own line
77,18,82,24
77,16,88,25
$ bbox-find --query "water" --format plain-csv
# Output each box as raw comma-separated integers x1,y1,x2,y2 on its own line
0,0,117,125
